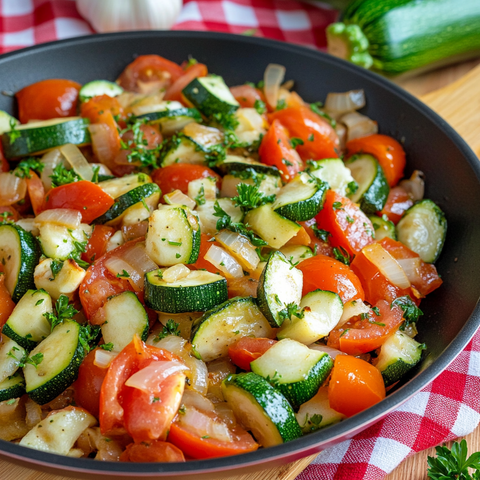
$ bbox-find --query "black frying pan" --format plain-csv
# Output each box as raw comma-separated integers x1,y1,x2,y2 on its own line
0,31,479,479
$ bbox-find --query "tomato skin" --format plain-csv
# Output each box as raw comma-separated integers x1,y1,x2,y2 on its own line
0,206,19,223
120,440,185,462
228,337,277,371
16,79,81,123
315,190,374,257
82,225,115,264
379,185,413,224
230,85,266,108
0,267,15,328
26,171,45,216
152,164,220,197
165,63,208,102
299,220,334,257
74,348,108,418
297,255,365,304
346,134,406,187
0,144,9,172
268,106,339,161
328,355,386,417
44,181,114,224
258,119,303,182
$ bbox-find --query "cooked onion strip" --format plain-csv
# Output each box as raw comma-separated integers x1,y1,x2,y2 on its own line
215,229,259,271
0,172,26,206
125,360,188,393
59,143,94,182
94,349,117,368
104,256,142,291
397,257,422,284
309,344,347,360
264,64,286,109
40,149,64,192
205,245,244,279
337,299,371,328
164,189,196,210
399,170,425,202
325,90,366,114
341,111,378,142
163,264,191,283
35,208,82,229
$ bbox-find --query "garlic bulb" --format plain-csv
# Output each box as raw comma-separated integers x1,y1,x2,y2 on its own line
76,0,183,33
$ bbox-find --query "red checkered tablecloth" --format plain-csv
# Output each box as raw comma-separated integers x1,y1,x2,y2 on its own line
1,2,480,480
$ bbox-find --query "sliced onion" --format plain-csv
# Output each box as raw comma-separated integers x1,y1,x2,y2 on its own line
399,170,425,202
149,334,187,353
341,112,378,142
335,122,347,152
220,175,243,198
181,390,216,413
216,229,259,271
106,230,125,252
59,143,94,182
40,149,64,192
104,256,143,291
309,344,347,360
16,218,39,236
88,123,115,165
264,63,286,109
121,243,158,280
337,299,371,328
204,245,243,279
90,163,113,178
125,360,188,393
35,208,82,229
94,349,117,368
325,90,366,114
164,189,196,210
163,264,191,283
214,402,237,428
178,406,233,443
397,257,422,285
363,243,411,289
0,172,26,206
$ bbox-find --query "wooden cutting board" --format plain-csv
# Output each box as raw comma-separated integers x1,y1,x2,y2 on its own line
1,60,480,480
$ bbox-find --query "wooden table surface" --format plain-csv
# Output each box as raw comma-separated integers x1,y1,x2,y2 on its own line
1,58,480,480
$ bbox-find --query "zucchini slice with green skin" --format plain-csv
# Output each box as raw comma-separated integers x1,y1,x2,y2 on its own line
0,370,25,402
0,224,41,302
97,172,152,199
307,158,357,197
396,199,447,263
79,80,124,102
222,372,303,446
250,339,333,410
1,117,91,159
346,154,389,214
145,205,201,266
92,183,160,225
257,251,303,328
279,245,313,265
272,172,328,222
376,331,425,387
37,223,91,261
138,107,202,136
0,336,26,383
24,320,85,405
161,135,208,167
182,76,239,117
368,214,397,241
145,270,228,314
0,110,19,135
216,155,281,178
2,289,52,351
101,291,149,352
191,296,275,362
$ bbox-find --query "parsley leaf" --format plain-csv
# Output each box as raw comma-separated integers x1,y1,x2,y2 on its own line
49,260,64,281
254,99,266,115
43,294,79,331
100,342,114,351
310,103,336,128
278,302,305,323
333,246,351,266
276,99,287,111
7,348,44,368
116,269,130,278
79,324,101,353
290,137,304,148
195,185,206,206
50,164,80,188
14,157,44,179
0,211,14,225
312,225,331,243
154,319,181,342
232,183,275,213
392,296,423,331
8,119,21,144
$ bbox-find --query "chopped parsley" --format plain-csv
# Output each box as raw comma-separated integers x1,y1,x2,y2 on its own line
254,99,266,115
290,137,304,148
116,270,130,278
333,246,351,266
43,294,79,331
312,225,331,243
392,296,423,331
154,319,181,342
50,164,80,188
194,185,206,206
14,157,44,179
232,183,276,213
100,343,114,351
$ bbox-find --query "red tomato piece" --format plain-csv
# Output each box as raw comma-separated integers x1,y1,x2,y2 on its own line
299,219,334,257
0,267,15,328
152,164,221,197
16,79,81,123
230,85,266,108
117,55,184,93
165,63,208,102
227,276,258,299
120,440,185,463
297,255,365,304
0,206,19,223
328,299,404,355
44,181,114,224
74,348,109,418
26,171,45,216
190,234,222,274
0,144,9,172
378,185,414,224
346,134,406,187
315,190,374,257
82,225,115,264
258,119,303,182
328,355,386,417
228,337,277,371
268,106,339,161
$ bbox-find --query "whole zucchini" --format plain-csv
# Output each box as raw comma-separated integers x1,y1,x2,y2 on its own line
326,0,480,75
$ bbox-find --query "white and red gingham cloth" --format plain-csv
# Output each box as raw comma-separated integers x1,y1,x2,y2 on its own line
1,1,480,479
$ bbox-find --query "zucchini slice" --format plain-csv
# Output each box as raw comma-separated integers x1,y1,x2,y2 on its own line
0,110,19,135
191,296,275,362
346,154,389,213
138,106,202,136
145,205,201,266
0,371,25,403
24,320,85,405
272,172,328,222
0,336,26,383
222,372,303,446
195,199,243,235
307,158,357,197
101,291,149,352
37,223,91,261
368,214,397,241
1,117,91,159
250,339,333,410
92,183,160,225
256,251,303,328
161,135,208,167
376,331,425,387
79,80,123,102
182,76,239,117
216,155,281,178
2,289,52,351
396,199,447,263
97,172,152,199
221,173,281,198
279,245,313,265
0,224,41,302
145,269,228,313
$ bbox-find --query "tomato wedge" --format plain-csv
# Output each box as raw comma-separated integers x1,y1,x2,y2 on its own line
0,267,15,328
120,440,185,462
228,337,277,371
268,105,339,160
44,181,114,224
26,171,45,216
230,85,266,108
165,62,208,102
328,355,386,417
379,185,414,224
81,225,115,264
0,144,9,172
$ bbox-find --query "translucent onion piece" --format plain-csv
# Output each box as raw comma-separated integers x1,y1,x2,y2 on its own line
125,360,188,393
337,299,371,328
164,189,196,210
399,170,425,202
106,230,125,252
163,264,191,283
216,229,259,271
16,218,39,236
35,208,82,229
59,143,94,182
150,334,187,353
88,123,113,164
309,344,347,359
264,64,286,109
325,90,366,114
121,243,158,285
90,163,113,178
205,245,243,279
181,389,216,413
397,257,422,285
335,122,347,152
94,349,117,368
104,256,142,291
214,402,238,428
183,355,209,396
363,243,411,289
40,149,64,192
220,175,242,198
0,173,26,206
178,406,233,443
341,112,378,142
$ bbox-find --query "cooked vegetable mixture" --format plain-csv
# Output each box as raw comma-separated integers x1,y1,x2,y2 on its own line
0,54,446,462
